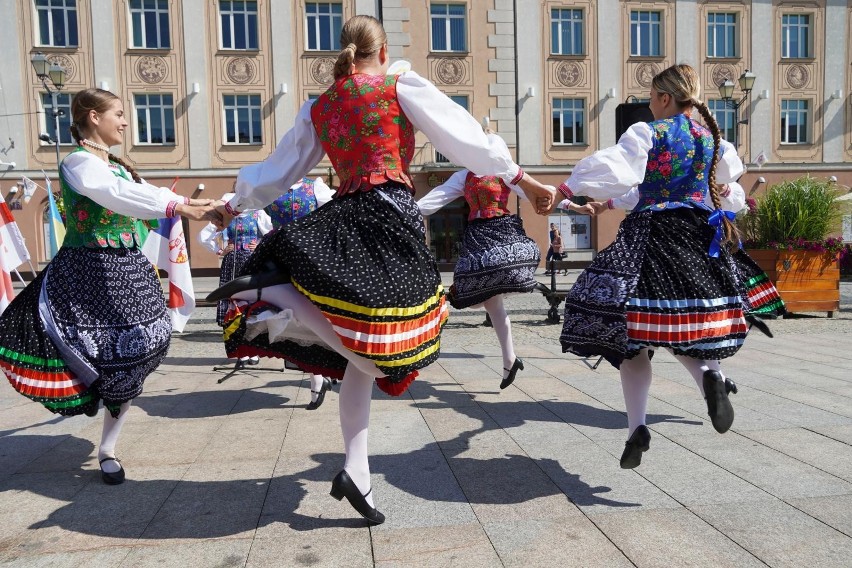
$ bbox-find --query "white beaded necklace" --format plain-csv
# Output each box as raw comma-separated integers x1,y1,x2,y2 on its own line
81,138,110,153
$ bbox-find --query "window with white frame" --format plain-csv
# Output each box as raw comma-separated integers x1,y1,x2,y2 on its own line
134,93,175,145
707,12,737,58
223,94,262,144
129,0,171,49
630,10,661,57
707,99,736,143
36,0,78,47
780,99,809,144
306,2,342,51
436,95,469,163
781,14,810,58
551,8,584,55
220,0,258,50
552,98,585,145
430,3,466,52
40,92,73,145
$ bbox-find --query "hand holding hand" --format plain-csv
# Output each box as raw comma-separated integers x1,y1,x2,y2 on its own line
176,203,223,223
517,175,555,215
189,198,217,207
589,201,609,216
213,201,234,231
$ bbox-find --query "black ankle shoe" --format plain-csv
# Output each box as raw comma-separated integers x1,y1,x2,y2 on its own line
206,262,288,302
99,457,125,485
330,470,385,524
704,370,735,433
620,425,651,469
500,358,524,390
306,377,332,411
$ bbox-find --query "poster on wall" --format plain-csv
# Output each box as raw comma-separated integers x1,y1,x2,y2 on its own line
547,210,591,250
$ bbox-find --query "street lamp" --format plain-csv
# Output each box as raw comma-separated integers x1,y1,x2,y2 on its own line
718,69,756,149
30,51,67,169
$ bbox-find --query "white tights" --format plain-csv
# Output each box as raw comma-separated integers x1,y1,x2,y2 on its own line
233,285,379,506
98,401,131,473
482,296,517,374
671,352,725,397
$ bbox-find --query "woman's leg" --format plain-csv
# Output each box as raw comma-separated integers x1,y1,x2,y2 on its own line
620,349,653,437
672,352,734,433
482,295,517,376
98,401,132,473
670,352,724,397
338,363,376,507
310,374,325,403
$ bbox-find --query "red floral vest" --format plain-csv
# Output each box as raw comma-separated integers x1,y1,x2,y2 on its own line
311,74,415,195
464,172,512,221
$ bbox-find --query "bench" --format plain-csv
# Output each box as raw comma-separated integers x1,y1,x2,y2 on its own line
535,259,591,324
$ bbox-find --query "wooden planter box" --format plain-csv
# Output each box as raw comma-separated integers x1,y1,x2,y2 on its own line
747,249,840,317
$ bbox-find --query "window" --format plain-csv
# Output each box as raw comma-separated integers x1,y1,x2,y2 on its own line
223,94,262,144
552,98,585,145
41,92,73,145
129,0,171,49
780,99,809,144
431,3,466,52
707,99,736,143
707,12,736,58
220,1,258,50
436,95,469,163
36,0,78,47
551,8,584,55
134,94,175,145
306,2,342,51
630,10,661,56
781,14,810,58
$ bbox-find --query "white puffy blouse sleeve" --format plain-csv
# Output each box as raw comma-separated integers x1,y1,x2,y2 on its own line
417,169,467,215
197,223,222,253
396,71,522,185
229,100,326,212
312,177,335,207
716,140,745,184
60,151,181,220
256,209,273,235
561,122,653,200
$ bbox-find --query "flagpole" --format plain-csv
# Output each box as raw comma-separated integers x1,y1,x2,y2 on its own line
12,269,27,286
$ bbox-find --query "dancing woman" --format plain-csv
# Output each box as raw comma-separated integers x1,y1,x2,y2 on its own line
551,64,783,469
0,88,216,484
207,16,554,523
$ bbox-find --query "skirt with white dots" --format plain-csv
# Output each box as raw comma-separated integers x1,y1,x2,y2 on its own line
559,207,784,369
223,183,448,395
449,215,540,309
216,249,252,326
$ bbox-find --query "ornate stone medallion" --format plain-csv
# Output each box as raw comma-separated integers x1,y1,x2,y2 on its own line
556,61,583,88
436,58,464,85
635,62,659,88
136,56,167,84
785,64,809,89
226,57,255,84
310,57,335,85
46,54,76,82
711,64,735,90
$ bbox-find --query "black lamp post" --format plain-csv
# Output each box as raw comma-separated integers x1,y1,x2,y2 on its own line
31,52,67,168
718,69,756,149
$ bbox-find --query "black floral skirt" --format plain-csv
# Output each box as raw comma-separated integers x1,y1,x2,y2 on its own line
217,249,252,326
449,215,540,309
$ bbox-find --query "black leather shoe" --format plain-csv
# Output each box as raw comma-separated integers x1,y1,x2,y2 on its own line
306,377,332,410
500,358,524,390
745,314,774,338
206,262,288,302
620,425,651,469
84,403,99,417
704,370,735,433
330,470,385,525
99,457,125,485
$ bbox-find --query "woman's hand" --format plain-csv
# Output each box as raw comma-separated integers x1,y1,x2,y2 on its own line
213,201,234,231
189,198,216,206
517,174,555,214
175,203,222,222
589,201,609,216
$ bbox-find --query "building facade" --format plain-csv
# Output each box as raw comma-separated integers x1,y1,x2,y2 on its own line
0,0,850,273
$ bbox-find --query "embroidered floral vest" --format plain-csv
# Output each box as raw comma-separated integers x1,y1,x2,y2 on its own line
464,173,512,222
635,114,715,212
311,74,415,194
264,177,317,229
61,147,154,249
226,210,262,251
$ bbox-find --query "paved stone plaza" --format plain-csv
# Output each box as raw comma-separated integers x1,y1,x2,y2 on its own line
2,274,851,567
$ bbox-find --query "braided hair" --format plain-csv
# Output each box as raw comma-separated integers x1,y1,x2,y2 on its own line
332,15,387,80
69,88,142,183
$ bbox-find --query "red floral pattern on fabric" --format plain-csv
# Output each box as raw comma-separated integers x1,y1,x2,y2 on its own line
463,173,512,221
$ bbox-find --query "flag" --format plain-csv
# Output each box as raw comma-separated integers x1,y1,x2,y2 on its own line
0,248,13,315
754,151,769,168
44,174,65,257
21,176,37,204
141,179,195,332
0,201,30,269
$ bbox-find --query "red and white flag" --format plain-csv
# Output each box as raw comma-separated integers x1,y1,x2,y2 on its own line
0,202,30,315
140,179,195,332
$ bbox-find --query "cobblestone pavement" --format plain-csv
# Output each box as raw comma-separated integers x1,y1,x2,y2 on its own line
1,275,851,567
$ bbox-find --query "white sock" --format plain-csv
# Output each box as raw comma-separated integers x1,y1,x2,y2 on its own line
620,349,653,437
310,374,325,402
483,296,517,376
98,401,131,473
671,351,724,397
339,363,376,508
232,285,382,377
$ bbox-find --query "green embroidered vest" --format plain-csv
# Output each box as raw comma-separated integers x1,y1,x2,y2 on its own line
60,147,155,248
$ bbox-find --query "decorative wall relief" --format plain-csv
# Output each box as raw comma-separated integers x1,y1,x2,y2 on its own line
556,61,583,88
436,58,465,85
634,62,660,88
226,57,256,84
310,57,335,85
136,56,167,84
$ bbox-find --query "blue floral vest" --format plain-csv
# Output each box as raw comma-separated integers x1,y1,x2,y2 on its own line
225,211,262,251
635,114,715,212
264,177,318,229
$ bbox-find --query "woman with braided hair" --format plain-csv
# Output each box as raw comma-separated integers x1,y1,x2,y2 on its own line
550,64,783,469
0,88,218,484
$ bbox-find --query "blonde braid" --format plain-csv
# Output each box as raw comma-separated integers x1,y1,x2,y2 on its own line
694,99,736,247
